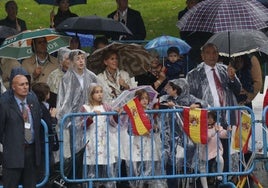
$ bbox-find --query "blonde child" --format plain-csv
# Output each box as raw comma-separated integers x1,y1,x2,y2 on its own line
199,111,231,188
79,83,118,188
128,89,166,188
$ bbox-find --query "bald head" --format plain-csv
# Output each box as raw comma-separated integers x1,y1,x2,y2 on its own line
12,75,29,100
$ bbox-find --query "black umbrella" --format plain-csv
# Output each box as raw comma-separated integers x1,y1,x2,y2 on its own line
0,26,18,39
34,0,87,6
56,15,133,36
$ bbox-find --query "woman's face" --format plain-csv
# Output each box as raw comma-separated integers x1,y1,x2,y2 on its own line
104,53,119,72
59,0,70,12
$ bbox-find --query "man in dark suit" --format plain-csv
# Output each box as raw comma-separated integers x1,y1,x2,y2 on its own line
108,0,146,41
0,73,42,188
0,0,27,32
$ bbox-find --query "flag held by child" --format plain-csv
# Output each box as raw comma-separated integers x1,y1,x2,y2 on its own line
232,110,252,153
123,97,152,136
183,107,208,144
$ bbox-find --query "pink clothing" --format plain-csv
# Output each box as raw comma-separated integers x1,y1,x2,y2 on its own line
199,125,228,161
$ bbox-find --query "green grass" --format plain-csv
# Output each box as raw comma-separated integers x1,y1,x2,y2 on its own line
0,0,185,40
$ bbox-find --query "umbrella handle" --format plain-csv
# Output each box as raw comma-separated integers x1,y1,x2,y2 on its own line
50,6,55,28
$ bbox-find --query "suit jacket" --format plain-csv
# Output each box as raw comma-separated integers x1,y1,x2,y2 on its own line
108,8,146,40
0,90,42,168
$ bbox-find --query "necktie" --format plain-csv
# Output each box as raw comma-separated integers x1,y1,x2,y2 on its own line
21,102,32,143
212,68,224,106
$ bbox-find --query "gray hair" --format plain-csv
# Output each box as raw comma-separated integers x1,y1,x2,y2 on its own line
57,47,71,64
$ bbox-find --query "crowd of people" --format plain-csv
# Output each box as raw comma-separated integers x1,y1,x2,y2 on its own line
0,0,266,188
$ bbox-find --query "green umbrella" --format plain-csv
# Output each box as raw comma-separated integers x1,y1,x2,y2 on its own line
0,28,70,60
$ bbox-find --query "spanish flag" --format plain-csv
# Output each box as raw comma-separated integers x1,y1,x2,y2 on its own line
183,107,208,144
123,97,152,136
232,111,252,153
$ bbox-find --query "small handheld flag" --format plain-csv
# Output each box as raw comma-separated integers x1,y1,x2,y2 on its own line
123,97,152,136
183,107,208,144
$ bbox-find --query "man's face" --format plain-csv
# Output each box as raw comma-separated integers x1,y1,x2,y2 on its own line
6,2,18,19
34,37,48,54
73,54,86,72
117,0,128,11
201,45,219,67
12,75,29,100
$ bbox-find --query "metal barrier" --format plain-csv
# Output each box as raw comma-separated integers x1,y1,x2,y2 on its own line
55,105,262,188
0,119,50,188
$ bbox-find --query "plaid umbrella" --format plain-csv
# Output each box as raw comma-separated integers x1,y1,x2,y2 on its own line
206,30,268,57
177,0,268,33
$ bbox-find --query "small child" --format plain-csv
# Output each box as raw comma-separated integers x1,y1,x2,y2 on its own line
161,46,185,81
128,89,166,188
79,83,118,188
199,111,231,188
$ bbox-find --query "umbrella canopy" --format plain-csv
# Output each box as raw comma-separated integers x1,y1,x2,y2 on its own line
56,15,133,36
65,32,94,47
88,42,154,77
0,26,18,39
34,0,86,6
206,30,268,57
111,85,158,109
144,35,191,58
177,0,268,33
0,28,70,60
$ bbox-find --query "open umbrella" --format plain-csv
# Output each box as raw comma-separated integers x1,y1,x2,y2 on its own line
65,32,94,47
0,28,70,60
111,85,158,109
87,42,153,77
34,0,87,6
0,26,18,39
56,15,133,36
177,0,268,33
177,0,268,60
206,30,268,57
144,35,191,58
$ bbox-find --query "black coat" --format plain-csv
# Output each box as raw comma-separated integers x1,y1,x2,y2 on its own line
0,90,42,168
108,8,146,40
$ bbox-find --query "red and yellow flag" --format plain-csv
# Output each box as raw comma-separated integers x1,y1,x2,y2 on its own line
183,107,208,144
232,111,252,153
123,97,152,136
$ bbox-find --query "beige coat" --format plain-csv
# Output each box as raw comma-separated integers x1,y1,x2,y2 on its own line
22,55,58,84
0,58,21,89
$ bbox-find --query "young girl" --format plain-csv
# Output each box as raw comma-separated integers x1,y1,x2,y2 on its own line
128,89,167,188
79,83,117,188
199,111,230,188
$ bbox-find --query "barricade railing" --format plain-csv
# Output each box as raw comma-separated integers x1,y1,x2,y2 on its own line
57,106,257,188
0,120,50,188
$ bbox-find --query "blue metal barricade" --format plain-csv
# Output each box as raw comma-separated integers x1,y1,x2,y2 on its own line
0,119,50,188
56,105,260,188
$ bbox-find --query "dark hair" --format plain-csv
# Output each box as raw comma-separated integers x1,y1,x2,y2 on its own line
56,0,69,5
208,111,217,122
102,49,119,64
31,37,47,53
168,81,182,95
5,1,17,10
93,36,109,49
32,82,50,102
167,46,180,56
134,89,150,102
